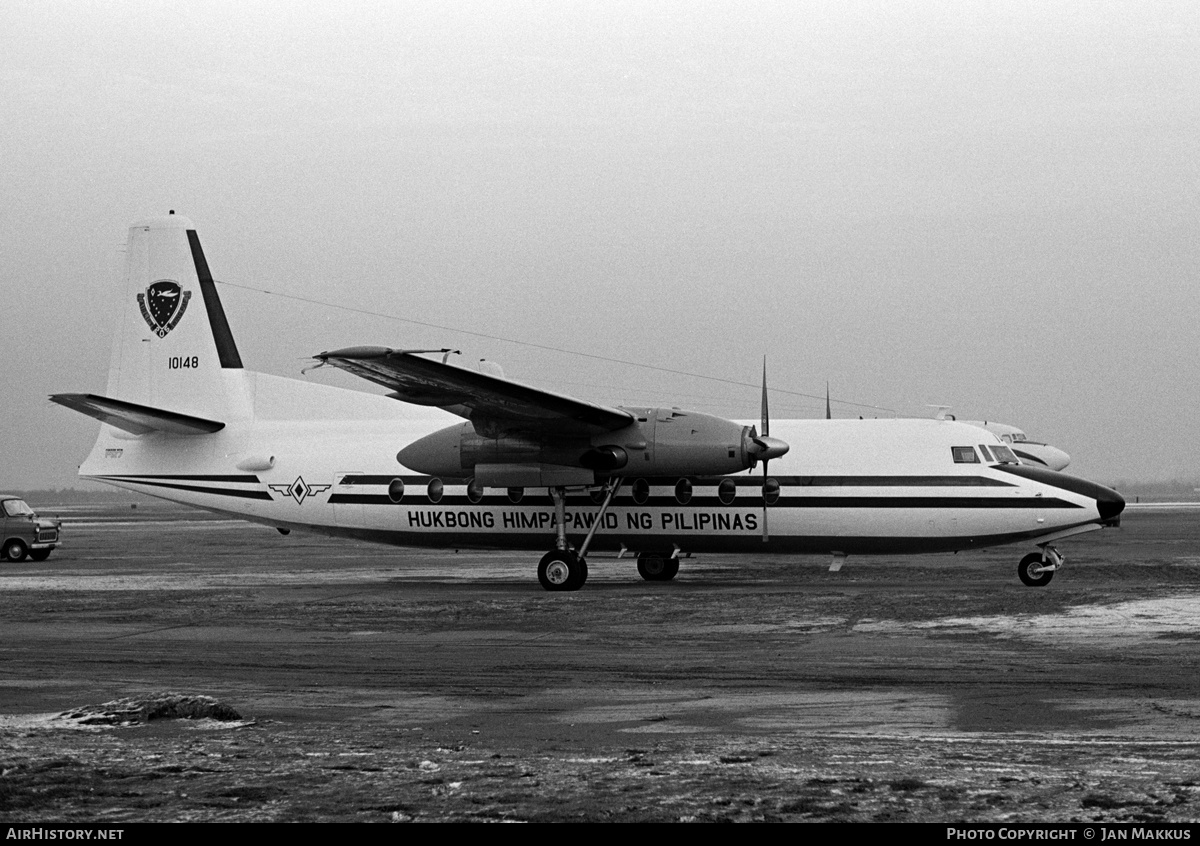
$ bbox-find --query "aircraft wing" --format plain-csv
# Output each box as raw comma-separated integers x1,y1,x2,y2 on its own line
314,346,634,435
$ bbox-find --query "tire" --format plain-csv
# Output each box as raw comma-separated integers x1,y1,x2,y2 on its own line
3,540,28,563
538,550,585,592
1018,552,1053,587
637,553,679,582
29,549,51,562
570,557,588,590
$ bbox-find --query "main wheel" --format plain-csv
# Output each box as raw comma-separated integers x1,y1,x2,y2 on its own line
29,549,51,562
1018,552,1054,587
637,553,679,582
571,556,588,589
538,550,586,592
2,540,28,563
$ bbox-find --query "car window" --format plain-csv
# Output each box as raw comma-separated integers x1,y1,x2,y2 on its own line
3,500,34,517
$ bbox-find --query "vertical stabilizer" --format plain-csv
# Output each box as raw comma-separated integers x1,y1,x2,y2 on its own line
105,213,249,420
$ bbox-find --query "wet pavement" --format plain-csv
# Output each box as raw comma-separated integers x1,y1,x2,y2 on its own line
1,503,1198,822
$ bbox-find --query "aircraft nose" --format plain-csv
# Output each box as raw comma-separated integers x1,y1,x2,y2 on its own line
1097,487,1126,524
1042,446,1071,472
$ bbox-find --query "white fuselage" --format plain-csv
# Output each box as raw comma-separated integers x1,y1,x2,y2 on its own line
80,368,1115,558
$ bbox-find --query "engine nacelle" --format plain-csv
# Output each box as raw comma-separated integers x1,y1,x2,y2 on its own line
396,407,771,485
626,407,758,477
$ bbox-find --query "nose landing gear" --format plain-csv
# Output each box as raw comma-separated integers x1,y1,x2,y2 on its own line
1018,545,1062,587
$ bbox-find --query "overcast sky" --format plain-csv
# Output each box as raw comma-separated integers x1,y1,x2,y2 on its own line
3,1,1198,489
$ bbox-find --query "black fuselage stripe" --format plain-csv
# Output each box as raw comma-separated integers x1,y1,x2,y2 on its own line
101,474,259,483
340,474,1016,488
993,464,1115,501
95,476,1085,509
1012,450,1048,466
103,477,271,500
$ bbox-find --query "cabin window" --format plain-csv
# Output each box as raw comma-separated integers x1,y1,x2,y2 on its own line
763,478,781,505
632,478,650,504
467,479,484,503
990,445,1019,464
674,478,693,504
387,478,405,503
426,478,444,503
952,446,979,464
507,487,524,504
718,478,737,505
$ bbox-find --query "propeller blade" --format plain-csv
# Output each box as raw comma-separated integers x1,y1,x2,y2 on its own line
760,357,769,437
761,357,770,542
762,459,770,542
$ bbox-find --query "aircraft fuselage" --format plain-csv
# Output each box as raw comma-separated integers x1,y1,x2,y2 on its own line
80,370,1120,559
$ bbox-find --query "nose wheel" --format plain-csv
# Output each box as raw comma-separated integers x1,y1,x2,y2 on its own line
1018,548,1059,587
538,550,588,591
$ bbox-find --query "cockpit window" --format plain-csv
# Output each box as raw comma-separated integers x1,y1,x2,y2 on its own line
978,444,994,462
990,445,1019,464
951,446,979,464
1011,433,1027,443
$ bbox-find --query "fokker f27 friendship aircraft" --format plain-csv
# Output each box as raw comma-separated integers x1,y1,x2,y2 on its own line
963,421,1072,471
52,214,1125,591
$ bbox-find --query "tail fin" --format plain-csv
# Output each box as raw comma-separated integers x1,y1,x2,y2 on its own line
100,212,248,421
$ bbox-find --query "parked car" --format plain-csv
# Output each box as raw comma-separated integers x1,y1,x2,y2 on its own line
1,495,61,562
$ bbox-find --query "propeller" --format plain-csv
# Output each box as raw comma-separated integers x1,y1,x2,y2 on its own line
748,357,789,542
761,359,771,542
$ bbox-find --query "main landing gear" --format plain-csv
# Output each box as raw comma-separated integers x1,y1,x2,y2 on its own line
538,549,588,591
534,478,686,591
1018,545,1062,587
537,477,623,592
636,552,679,582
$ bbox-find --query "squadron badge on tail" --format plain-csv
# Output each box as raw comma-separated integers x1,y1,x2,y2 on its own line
138,279,192,338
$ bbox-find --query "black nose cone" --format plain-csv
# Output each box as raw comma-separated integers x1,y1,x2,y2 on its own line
1098,488,1126,524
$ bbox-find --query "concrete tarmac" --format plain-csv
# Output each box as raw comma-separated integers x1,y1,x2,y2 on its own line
2,502,1199,822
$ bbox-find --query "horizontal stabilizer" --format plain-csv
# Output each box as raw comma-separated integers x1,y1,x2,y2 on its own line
50,393,225,436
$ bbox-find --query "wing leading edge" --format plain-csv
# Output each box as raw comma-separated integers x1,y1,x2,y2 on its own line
314,347,634,436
